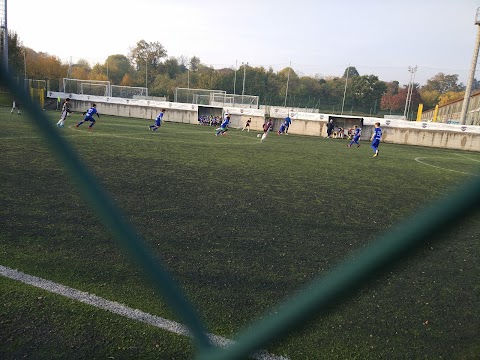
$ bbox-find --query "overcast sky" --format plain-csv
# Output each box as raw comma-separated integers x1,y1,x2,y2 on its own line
7,0,480,86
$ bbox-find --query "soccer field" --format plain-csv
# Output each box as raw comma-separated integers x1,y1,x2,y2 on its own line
1,108,479,359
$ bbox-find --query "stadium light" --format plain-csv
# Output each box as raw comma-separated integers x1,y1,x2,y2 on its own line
341,64,350,115
406,66,417,120
242,62,248,106
241,62,248,96
233,60,237,96
460,7,480,125
403,66,417,120
284,61,292,108
23,47,26,80
1,0,7,70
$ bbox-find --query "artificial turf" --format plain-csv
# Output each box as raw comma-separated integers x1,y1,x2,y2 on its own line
0,107,479,359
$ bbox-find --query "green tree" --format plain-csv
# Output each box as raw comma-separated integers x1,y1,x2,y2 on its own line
5,31,25,77
419,89,440,110
342,66,360,78
160,57,181,79
101,55,134,84
422,72,461,93
349,75,387,113
129,40,167,87
189,56,201,72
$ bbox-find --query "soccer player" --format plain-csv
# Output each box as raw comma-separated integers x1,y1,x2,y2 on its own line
277,122,286,135
149,109,165,131
348,125,361,147
10,99,20,114
261,118,273,141
76,103,100,129
370,122,382,157
215,115,230,136
242,117,252,132
56,98,73,128
284,115,292,134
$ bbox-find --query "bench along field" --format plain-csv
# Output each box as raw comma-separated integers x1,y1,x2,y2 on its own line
0,107,479,359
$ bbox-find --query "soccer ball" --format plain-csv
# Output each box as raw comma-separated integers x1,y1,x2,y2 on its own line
257,134,261,138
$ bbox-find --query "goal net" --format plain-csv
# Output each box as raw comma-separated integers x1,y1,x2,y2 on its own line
63,78,110,97
111,85,148,99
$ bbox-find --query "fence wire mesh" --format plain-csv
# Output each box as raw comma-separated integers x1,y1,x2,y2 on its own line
1,63,479,360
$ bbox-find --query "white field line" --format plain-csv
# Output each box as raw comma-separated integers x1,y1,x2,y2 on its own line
2,126,263,145
0,265,288,360
454,153,480,163
414,157,480,177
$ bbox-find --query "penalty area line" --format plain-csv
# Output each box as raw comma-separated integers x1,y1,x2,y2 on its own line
0,265,288,360
414,157,479,177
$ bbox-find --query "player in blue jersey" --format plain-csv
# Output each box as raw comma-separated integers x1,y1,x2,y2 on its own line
277,122,286,135
149,109,165,131
76,104,100,129
284,115,292,134
215,115,230,136
348,125,361,147
370,122,382,157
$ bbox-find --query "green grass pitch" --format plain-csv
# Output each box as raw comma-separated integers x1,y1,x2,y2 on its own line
0,107,479,359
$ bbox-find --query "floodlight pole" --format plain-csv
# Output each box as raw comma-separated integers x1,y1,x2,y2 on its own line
242,61,248,105
233,59,237,95
403,66,416,120
284,61,291,108
406,66,417,120
341,64,350,115
460,8,480,125
2,0,7,70
23,47,26,80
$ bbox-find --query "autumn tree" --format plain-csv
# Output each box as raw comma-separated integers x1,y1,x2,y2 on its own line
129,40,167,87
438,91,465,106
419,89,440,110
422,72,461,93
71,59,91,79
27,51,66,80
103,55,134,84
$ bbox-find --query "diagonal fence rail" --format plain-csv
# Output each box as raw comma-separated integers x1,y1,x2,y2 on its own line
1,63,479,359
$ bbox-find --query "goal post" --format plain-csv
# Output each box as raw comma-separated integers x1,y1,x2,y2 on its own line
63,78,110,97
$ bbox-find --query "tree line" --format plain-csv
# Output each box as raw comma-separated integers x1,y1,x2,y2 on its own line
4,33,476,118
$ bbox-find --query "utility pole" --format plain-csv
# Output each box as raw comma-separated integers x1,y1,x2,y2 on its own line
23,47,26,80
341,64,350,115
406,66,417,120
403,66,417,120
242,61,248,104
284,61,291,108
233,59,237,95
460,7,480,125
1,0,7,70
